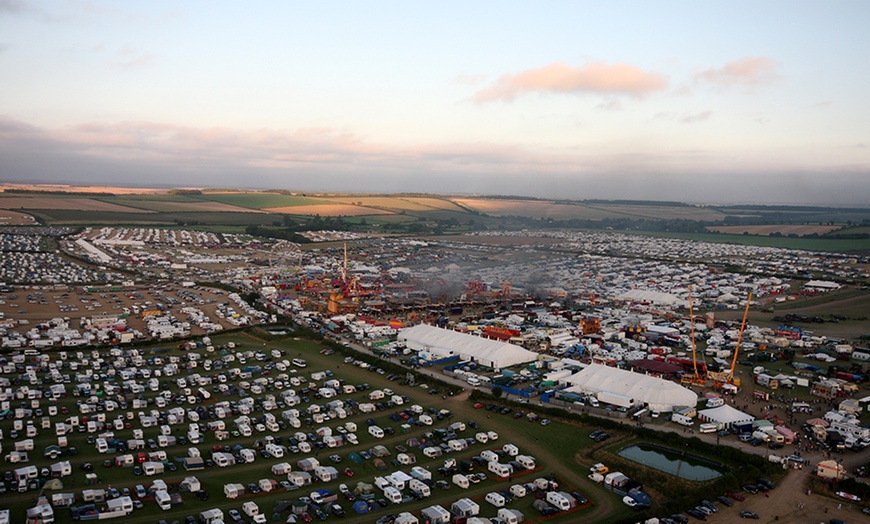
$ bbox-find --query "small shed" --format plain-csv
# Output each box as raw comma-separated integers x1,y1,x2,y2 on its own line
816,459,846,480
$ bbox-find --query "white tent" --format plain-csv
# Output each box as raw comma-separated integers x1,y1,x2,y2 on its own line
398,324,537,369
615,290,688,307
698,404,754,429
562,363,697,412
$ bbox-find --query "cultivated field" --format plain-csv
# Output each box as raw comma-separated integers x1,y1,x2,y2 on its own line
708,225,843,236
104,200,268,214
202,193,331,209
454,199,728,221
265,204,395,217
0,197,150,213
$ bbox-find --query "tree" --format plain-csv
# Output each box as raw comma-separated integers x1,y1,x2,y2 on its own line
491,386,503,398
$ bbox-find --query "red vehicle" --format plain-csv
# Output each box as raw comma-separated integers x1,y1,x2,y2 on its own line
342,468,355,477
727,492,746,501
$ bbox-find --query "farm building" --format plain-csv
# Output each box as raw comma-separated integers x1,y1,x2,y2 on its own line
561,363,698,412
397,324,538,369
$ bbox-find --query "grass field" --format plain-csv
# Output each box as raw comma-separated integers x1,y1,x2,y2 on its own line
453,199,730,222
708,225,843,236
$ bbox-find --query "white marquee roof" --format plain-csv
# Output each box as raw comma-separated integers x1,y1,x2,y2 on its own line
562,363,697,412
397,324,538,369
698,404,754,427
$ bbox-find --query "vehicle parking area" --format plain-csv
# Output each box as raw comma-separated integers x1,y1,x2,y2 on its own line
0,332,594,524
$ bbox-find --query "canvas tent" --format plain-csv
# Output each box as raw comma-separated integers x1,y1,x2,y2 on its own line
698,404,754,429
562,363,698,412
397,324,538,369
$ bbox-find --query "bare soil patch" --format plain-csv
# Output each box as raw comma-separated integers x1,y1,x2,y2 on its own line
265,204,394,216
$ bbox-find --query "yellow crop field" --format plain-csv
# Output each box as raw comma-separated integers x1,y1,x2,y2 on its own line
265,204,395,217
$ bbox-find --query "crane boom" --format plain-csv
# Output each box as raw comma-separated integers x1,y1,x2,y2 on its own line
728,291,753,383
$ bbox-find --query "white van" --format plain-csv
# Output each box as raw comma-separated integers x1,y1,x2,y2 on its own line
155,490,171,510
368,426,384,439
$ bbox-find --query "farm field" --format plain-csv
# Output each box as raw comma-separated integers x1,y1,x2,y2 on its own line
201,193,332,210
0,197,150,213
265,204,395,217
708,224,843,236
99,199,268,214
454,198,729,222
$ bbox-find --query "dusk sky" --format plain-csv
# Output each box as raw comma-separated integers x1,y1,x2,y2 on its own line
1,1,869,204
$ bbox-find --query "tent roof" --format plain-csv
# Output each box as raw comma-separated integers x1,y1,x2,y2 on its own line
563,363,697,411
398,324,537,368
699,404,754,425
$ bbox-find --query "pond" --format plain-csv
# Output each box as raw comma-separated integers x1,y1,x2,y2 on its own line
617,444,726,481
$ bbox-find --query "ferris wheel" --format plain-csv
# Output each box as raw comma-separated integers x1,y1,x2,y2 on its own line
268,241,303,274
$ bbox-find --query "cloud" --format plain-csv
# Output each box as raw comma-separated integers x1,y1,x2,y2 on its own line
695,56,779,88
112,45,153,68
473,61,668,103
1,115,869,206
0,0,28,14
596,99,624,112
654,111,712,124
680,111,712,124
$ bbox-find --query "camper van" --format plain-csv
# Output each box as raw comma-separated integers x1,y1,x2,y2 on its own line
155,490,171,510
383,486,402,504
672,413,693,426
368,426,384,439
699,423,719,434
485,492,506,508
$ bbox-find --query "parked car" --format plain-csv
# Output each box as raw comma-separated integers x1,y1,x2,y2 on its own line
739,510,760,519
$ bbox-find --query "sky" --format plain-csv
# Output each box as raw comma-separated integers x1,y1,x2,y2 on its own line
1,1,869,205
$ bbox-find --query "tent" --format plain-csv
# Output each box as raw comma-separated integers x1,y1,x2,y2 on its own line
562,363,698,412
352,501,369,515
348,452,363,464
397,324,538,369
372,458,388,470
43,479,63,490
698,404,754,429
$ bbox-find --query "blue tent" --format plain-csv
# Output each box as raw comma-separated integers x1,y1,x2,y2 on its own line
352,501,368,514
